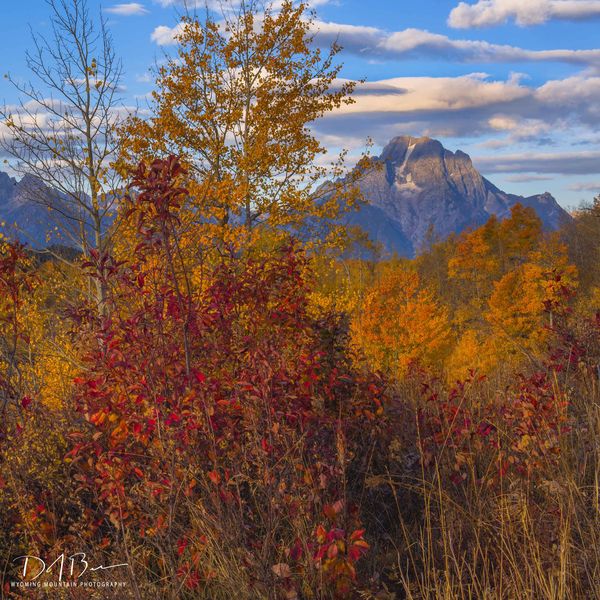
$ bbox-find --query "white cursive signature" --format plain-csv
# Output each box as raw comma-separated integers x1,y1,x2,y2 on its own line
14,553,128,582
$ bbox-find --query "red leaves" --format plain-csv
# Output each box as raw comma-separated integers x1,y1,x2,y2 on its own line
89,410,108,426
348,529,369,562
193,370,206,384
176,563,201,590
60,161,386,598
165,412,181,426
419,368,571,486
0,241,32,304
127,156,188,245
177,537,189,556
81,250,127,284
207,470,220,485
310,524,369,597
477,422,495,437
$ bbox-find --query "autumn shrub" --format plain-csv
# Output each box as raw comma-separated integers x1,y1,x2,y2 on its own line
2,164,599,600
384,307,600,599
0,241,37,559
352,264,450,377
49,158,386,599
0,242,87,597
0,240,33,415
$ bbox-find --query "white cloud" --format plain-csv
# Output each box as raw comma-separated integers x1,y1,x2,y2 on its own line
483,115,556,147
334,73,529,116
505,174,555,182
312,21,600,67
150,23,186,45
312,21,382,51
448,0,600,28
155,0,213,6
382,28,600,65
135,72,153,83
535,75,600,110
149,13,600,70
155,0,331,8
568,181,600,191
313,73,535,143
105,3,148,15
1,101,137,141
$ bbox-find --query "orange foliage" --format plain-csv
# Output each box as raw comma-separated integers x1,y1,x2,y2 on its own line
118,1,357,251
354,264,450,375
486,238,577,358
448,217,500,303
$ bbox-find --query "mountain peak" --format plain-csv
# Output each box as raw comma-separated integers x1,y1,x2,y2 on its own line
379,136,476,172
380,135,439,163
384,134,434,148
347,135,569,257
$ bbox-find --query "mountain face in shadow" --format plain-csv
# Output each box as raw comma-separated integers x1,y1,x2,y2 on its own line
1,137,569,255
0,171,110,250
344,136,569,257
0,171,70,247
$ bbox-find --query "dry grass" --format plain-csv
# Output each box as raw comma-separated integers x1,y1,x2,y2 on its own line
378,369,600,600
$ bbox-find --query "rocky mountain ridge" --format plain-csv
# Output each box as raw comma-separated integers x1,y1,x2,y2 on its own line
0,137,570,255
0,171,65,247
342,135,569,256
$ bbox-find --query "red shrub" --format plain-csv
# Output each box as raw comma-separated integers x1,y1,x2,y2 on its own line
419,367,570,486
64,157,383,598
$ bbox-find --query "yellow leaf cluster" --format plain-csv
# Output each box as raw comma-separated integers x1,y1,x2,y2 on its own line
353,264,451,376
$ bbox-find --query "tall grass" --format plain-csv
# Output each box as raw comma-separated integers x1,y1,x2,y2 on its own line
379,367,600,600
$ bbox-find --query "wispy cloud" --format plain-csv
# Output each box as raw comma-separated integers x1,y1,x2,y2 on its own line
474,151,600,175
149,13,600,70
155,0,331,8
448,0,600,29
105,3,149,16
568,181,600,191
312,21,600,68
505,174,555,182
154,0,224,7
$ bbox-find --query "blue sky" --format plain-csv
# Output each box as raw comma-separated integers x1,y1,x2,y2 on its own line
1,0,600,207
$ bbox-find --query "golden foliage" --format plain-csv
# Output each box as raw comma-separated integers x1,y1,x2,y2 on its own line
118,0,359,254
486,237,577,359
353,264,450,375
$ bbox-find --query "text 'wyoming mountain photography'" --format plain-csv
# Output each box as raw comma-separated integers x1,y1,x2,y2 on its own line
0,0,599,598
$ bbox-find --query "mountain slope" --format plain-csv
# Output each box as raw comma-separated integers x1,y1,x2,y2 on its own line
347,136,569,256
1,138,570,255
0,172,95,249
0,172,62,247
